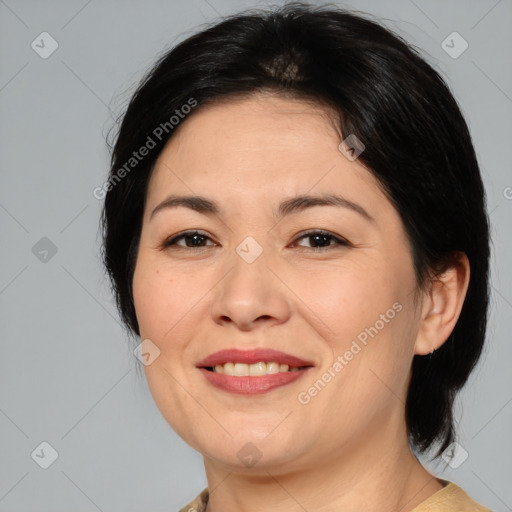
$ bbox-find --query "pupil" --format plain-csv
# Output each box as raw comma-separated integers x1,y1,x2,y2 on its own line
311,234,330,247
188,234,205,247
185,234,333,248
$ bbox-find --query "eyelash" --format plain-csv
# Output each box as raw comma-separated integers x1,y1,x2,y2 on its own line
162,229,349,251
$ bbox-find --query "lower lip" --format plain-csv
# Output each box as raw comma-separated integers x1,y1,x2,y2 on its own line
199,368,311,394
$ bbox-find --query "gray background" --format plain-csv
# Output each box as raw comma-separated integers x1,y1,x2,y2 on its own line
1,0,511,510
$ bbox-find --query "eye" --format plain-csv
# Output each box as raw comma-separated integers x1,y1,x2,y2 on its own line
291,230,349,250
161,229,349,251
162,230,216,249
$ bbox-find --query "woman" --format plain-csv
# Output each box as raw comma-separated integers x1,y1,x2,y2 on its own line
101,3,492,510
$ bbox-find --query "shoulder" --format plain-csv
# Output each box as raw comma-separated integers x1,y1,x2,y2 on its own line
179,482,492,512
411,481,492,512
178,487,209,512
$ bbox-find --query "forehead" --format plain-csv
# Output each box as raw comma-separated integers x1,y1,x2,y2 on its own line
146,93,387,216
161,93,342,160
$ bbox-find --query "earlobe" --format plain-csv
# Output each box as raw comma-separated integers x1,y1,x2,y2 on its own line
414,253,470,356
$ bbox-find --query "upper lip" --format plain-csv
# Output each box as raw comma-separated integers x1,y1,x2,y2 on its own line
197,348,315,368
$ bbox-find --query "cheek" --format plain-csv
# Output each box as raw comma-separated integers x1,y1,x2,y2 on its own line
292,257,416,395
132,266,168,340
133,258,196,342
287,258,402,347
133,260,204,435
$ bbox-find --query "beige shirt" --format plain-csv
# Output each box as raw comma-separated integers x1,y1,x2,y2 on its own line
178,481,492,512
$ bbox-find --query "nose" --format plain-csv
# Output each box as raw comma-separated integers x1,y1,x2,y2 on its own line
210,254,292,331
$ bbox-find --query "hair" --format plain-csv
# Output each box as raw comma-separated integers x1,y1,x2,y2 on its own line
101,2,490,458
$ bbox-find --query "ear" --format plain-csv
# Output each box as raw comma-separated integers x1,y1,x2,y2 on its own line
414,252,470,356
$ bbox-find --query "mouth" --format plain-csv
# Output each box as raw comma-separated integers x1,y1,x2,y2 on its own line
196,348,314,395
206,361,307,375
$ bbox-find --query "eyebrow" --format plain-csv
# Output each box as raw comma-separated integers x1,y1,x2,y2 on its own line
150,193,374,223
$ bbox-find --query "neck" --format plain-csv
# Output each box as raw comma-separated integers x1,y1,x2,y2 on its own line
203,414,443,512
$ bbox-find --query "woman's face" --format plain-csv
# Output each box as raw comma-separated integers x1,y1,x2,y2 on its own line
132,93,423,473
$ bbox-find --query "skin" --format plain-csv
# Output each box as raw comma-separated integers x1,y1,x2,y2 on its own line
132,93,470,511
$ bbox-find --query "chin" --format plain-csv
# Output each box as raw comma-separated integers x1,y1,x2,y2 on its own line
194,426,307,471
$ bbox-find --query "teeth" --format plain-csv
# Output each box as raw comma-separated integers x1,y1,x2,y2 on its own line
212,361,299,375
249,362,266,376
234,363,249,376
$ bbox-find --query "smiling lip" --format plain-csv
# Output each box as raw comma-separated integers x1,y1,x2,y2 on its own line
197,349,314,395
197,348,314,368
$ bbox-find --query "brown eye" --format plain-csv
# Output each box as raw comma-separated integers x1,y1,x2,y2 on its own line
293,230,349,250
163,231,215,248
